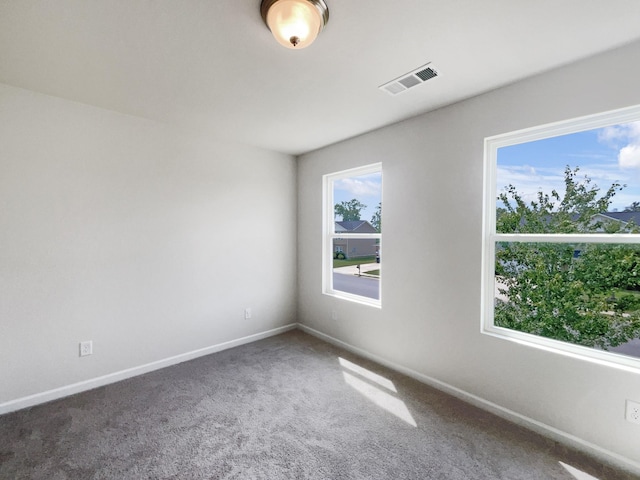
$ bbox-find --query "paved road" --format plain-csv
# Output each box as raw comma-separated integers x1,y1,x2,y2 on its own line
610,338,640,358
333,272,379,300
334,263,379,276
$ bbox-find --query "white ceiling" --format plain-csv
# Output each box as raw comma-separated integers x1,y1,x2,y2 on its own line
1,1,640,155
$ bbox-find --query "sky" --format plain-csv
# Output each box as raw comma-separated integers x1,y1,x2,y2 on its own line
497,121,640,212
333,172,382,222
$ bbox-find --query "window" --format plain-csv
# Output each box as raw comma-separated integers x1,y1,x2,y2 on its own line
324,164,382,306
482,105,640,368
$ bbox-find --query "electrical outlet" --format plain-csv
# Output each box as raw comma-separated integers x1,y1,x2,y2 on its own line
331,310,338,321
626,399,640,424
244,308,252,320
79,340,93,357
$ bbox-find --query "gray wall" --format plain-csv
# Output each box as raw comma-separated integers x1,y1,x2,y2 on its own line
297,41,640,469
0,83,297,407
3,34,640,472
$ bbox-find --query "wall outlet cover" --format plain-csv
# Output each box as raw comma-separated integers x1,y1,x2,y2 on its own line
79,340,93,357
626,399,640,424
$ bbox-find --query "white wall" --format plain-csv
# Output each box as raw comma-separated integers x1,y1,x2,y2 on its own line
297,40,640,470
0,83,297,407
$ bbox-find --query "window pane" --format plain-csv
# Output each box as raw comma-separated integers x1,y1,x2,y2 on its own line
496,122,640,234
333,238,380,300
334,172,382,233
327,166,381,304
495,241,640,359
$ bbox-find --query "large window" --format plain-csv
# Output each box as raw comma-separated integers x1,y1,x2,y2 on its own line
483,106,640,368
324,164,382,306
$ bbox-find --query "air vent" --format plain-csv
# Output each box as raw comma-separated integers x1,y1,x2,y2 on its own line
379,63,439,96
415,66,438,81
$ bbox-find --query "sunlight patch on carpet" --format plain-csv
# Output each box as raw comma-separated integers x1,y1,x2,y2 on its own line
339,357,396,392
559,462,601,480
342,371,417,427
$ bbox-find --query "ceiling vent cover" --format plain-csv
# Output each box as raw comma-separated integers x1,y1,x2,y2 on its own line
379,63,439,96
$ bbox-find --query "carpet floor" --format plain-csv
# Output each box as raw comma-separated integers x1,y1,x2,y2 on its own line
0,330,637,479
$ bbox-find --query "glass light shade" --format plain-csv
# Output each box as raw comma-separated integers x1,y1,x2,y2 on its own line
264,0,325,49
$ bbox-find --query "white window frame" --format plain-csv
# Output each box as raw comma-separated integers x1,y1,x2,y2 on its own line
482,104,640,371
323,163,382,307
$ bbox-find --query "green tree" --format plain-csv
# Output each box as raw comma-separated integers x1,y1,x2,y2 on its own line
495,166,640,350
624,201,640,212
335,199,366,221
370,202,381,232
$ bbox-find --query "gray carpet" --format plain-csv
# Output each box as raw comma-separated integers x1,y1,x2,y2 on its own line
0,330,637,480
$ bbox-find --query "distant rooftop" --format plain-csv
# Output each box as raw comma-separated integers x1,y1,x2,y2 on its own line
335,220,369,231
599,211,640,224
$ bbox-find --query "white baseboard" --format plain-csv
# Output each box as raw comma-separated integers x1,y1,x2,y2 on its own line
297,323,640,476
4,321,639,475
0,323,297,415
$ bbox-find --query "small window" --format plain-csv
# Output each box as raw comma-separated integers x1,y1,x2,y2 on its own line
483,105,640,369
323,164,382,306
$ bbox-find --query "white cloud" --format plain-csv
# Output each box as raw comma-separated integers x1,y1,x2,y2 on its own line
496,163,633,210
497,165,563,191
566,153,609,160
497,121,640,212
619,144,640,169
599,125,628,144
599,121,640,142
335,175,381,197
496,165,566,206
597,121,640,170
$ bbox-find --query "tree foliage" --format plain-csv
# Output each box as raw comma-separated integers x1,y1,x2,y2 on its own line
496,167,622,234
495,166,640,350
624,201,640,212
370,202,381,232
335,199,366,221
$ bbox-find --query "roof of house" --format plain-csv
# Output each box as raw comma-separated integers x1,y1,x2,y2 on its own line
335,220,377,232
598,212,640,224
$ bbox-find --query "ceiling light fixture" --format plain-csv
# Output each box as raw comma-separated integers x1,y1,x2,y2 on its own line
260,0,329,49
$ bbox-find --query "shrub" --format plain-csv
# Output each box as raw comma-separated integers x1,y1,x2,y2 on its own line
614,294,640,313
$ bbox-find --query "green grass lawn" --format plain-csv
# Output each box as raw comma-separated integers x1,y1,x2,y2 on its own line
612,288,640,297
333,255,377,268
365,269,380,276
605,288,640,313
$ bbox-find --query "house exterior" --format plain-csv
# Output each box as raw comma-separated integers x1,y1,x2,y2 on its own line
334,220,379,259
591,211,640,231
565,211,640,258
